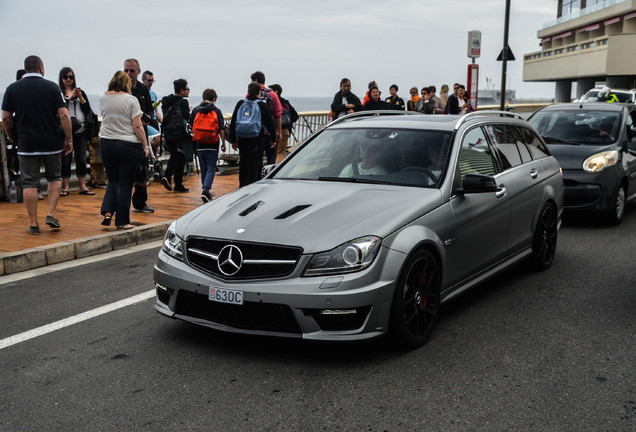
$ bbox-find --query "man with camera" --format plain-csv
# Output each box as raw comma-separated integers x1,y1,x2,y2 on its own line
124,58,154,213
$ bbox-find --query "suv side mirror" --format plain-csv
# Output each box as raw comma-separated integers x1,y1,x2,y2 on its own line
458,173,498,194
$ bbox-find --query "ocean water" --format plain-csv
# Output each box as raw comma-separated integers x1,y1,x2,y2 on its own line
87,94,332,117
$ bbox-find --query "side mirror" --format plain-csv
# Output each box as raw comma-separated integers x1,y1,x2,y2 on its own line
458,173,498,194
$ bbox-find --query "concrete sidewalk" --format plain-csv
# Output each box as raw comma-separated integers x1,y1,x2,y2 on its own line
0,173,239,276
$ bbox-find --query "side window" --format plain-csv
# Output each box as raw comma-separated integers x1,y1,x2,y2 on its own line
522,127,551,159
484,124,523,169
457,127,496,180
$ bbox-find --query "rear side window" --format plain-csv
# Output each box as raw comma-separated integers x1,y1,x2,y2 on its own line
520,127,550,159
484,124,523,169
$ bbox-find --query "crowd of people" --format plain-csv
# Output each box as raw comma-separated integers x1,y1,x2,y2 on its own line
1,54,476,235
0,55,303,234
330,79,475,118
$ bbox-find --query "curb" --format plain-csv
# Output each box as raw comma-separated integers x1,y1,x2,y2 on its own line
0,221,171,276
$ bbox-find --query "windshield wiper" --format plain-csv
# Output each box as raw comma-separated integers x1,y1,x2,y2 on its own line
542,136,580,145
318,176,387,184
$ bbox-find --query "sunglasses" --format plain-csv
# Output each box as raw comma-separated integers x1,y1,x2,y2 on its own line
63,75,74,80
124,69,137,73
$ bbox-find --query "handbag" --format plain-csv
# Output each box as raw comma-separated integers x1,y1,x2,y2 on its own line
71,117,82,133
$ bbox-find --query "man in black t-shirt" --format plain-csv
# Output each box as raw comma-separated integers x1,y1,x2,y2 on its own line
1,55,73,234
124,58,154,213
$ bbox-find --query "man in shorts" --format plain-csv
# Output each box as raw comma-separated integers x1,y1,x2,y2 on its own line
2,55,72,235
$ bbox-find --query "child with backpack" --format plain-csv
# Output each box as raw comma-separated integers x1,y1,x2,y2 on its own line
189,89,226,203
229,83,277,188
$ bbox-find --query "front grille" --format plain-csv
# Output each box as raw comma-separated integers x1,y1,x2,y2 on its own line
175,290,301,334
186,238,303,280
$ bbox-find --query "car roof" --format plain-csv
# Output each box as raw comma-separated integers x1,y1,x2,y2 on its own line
327,111,529,132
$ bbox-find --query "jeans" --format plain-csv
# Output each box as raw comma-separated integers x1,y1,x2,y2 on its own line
99,138,140,226
197,149,219,193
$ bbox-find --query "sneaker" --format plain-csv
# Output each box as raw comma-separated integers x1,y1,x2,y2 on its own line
133,205,154,213
161,177,172,191
201,190,212,203
28,225,40,235
45,215,61,229
37,194,44,200
173,186,190,193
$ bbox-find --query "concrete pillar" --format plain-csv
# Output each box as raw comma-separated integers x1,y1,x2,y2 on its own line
555,80,572,103
576,78,596,99
606,76,631,89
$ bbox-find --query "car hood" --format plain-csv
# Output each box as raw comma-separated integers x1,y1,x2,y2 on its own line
176,180,442,253
547,143,616,170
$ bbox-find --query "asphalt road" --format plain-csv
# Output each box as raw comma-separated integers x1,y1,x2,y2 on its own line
1,207,635,432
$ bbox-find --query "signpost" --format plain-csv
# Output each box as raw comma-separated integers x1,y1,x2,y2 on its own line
467,30,481,110
499,0,513,111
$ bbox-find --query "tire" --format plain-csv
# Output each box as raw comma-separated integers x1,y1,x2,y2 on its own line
605,185,625,226
531,203,558,270
183,162,193,181
389,249,441,349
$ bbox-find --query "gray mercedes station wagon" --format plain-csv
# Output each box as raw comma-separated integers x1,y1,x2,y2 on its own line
153,111,564,349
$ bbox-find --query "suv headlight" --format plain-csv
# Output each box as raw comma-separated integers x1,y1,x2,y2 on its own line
303,236,381,276
583,150,619,173
162,221,183,260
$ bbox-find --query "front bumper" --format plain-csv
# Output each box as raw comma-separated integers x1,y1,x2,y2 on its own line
153,245,406,342
561,167,621,214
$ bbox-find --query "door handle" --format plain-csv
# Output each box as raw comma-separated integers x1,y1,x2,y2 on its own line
530,169,539,179
496,186,506,198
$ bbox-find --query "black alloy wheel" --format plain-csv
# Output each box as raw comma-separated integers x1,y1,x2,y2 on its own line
532,203,558,270
390,249,441,349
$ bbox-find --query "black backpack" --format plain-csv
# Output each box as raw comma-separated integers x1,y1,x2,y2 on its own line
162,103,187,140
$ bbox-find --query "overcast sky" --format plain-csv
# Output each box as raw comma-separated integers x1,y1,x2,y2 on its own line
0,0,557,100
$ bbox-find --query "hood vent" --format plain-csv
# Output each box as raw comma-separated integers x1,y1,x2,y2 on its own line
239,201,264,217
274,204,312,220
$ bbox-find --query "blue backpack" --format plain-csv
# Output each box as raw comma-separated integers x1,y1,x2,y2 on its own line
235,99,262,139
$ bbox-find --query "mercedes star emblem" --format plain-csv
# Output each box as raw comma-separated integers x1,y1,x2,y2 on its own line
217,245,244,276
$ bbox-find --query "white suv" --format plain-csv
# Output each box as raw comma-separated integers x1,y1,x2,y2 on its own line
579,88,636,103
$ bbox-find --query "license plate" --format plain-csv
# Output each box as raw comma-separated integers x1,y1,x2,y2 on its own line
209,287,243,305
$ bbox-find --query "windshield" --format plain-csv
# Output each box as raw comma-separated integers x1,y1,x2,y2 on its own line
528,110,621,145
273,128,453,188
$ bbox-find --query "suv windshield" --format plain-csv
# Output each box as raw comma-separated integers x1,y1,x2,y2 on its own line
273,128,453,187
529,110,621,145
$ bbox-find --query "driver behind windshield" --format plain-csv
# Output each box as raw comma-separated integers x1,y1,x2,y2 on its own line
339,140,388,177
599,119,615,140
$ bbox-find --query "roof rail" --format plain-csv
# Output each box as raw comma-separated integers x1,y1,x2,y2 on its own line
329,110,422,127
454,110,524,130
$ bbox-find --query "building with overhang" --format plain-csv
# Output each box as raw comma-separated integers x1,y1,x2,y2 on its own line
523,0,636,101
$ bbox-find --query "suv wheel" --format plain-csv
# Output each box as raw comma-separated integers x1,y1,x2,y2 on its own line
532,203,558,270
390,249,441,349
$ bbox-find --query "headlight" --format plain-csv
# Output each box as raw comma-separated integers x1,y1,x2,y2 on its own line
162,221,183,260
303,236,382,276
583,150,619,173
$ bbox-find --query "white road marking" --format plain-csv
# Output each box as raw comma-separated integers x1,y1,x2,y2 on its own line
0,289,156,350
